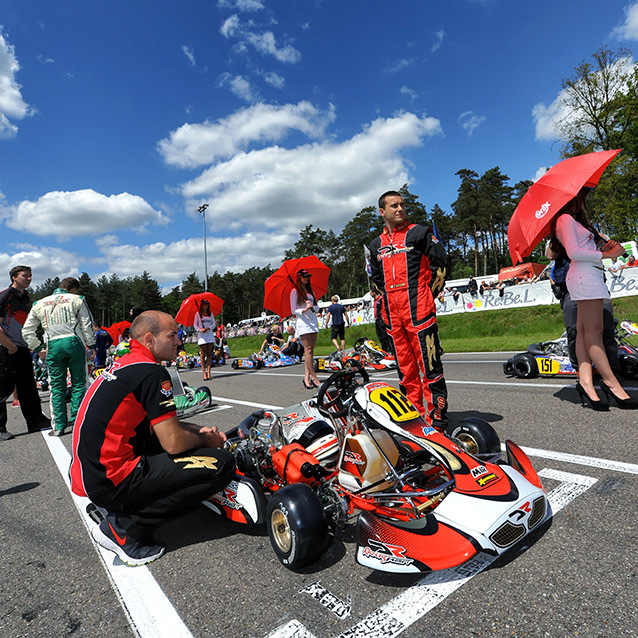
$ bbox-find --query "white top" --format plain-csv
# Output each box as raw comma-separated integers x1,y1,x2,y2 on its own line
194,312,217,344
556,213,609,301
290,289,319,335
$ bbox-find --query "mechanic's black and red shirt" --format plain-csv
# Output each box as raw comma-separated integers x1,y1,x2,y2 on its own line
0,286,32,348
70,339,177,499
368,221,446,328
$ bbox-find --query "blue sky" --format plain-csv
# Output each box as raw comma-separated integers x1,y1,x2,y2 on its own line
1,0,638,290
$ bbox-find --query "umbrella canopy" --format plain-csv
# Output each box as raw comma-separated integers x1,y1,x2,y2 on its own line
175,292,224,327
264,255,331,318
507,149,621,265
105,320,131,342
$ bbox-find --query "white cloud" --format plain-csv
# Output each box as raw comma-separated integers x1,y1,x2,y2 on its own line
263,71,285,89
385,58,411,74
158,101,336,168
458,110,486,137
0,28,32,139
217,0,265,12
532,166,549,182
95,232,296,284
400,86,418,102
0,245,84,288
179,112,443,233
219,73,258,102
611,2,638,40
182,45,196,66
220,15,301,63
5,189,168,239
431,30,446,53
532,55,637,141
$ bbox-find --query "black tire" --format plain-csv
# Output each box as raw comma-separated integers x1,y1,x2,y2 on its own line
511,353,538,378
446,417,501,457
619,353,638,380
231,359,239,369
195,386,212,405
266,484,329,570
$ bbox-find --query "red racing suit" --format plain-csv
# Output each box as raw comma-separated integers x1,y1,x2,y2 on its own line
369,221,447,426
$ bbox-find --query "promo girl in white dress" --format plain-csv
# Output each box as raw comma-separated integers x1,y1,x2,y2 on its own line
552,189,637,410
194,300,216,381
290,269,320,389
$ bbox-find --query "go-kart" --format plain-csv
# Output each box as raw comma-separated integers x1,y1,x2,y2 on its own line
315,338,396,373
503,319,638,379
231,344,298,370
204,368,549,573
166,368,214,418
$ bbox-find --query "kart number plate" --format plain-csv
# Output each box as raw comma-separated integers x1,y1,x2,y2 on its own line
317,358,326,370
536,356,559,374
369,387,420,422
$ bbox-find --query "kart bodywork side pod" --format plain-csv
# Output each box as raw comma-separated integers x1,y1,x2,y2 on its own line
504,440,544,490
203,475,267,524
355,511,481,573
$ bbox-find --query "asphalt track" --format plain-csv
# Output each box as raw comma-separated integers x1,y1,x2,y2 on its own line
1,352,637,638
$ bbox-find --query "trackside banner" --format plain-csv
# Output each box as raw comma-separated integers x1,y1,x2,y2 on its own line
434,266,638,316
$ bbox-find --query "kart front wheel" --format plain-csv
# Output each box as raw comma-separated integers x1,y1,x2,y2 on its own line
195,385,212,406
446,417,501,457
511,353,538,378
266,484,329,570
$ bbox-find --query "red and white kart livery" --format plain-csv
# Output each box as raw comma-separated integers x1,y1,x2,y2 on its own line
205,368,549,573
315,337,397,373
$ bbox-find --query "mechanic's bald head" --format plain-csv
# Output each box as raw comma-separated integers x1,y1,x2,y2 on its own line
131,311,180,362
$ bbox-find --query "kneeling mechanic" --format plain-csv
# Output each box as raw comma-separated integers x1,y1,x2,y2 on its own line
70,310,235,566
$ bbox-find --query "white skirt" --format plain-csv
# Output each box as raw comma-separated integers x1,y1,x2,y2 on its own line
566,262,610,301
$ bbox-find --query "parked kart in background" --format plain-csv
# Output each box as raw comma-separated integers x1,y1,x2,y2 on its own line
175,350,198,369
315,338,396,373
167,368,214,418
204,367,549,573
503,319,638,380
231,344,298,370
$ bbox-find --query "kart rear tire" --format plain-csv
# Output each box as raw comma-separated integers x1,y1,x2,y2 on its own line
512,353,538,379
195,385,212,404
619,353,638,380
446,417,501,457
231,359,239,369
266,484,329,570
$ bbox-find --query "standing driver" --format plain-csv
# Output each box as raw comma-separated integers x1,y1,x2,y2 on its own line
70,311,235,566
369,190,448,428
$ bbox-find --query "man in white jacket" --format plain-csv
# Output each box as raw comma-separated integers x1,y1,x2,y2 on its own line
23,277,95,436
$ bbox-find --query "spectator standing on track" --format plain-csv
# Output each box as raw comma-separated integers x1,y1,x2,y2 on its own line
370,289,393,354
70,311,235,566
324,295,349,351
0,265,51,441
23,277,96,437
93,322,113,368
369,190,448,428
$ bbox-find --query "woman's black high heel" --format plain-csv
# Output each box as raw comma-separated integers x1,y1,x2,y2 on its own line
598,381,638,409
303,380,313,390
575,382,609,411
310,379,319,388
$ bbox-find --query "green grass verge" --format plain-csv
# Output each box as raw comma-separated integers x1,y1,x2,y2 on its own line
207,295,638,358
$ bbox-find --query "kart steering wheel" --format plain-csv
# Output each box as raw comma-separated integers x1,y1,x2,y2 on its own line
316,364,370,417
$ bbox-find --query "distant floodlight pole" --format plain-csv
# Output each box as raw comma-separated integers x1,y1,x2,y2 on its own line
197,204,209,291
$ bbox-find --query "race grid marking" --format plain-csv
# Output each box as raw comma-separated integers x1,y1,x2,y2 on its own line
266,468,598,638
42,432,194,638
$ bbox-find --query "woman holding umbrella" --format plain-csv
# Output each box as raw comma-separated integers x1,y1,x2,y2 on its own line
550,188,638,410
194,299,216,381
290,269,320,389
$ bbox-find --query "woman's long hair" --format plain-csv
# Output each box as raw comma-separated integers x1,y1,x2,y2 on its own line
292,276,317,308
549,189,603,255
198,300,211,317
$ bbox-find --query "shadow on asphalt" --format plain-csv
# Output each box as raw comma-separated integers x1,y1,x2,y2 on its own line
0,482,41,497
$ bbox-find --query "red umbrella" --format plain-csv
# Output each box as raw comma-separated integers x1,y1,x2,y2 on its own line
175,292,224,327
105,320,131,342
507,149,622,265
264,255,331,318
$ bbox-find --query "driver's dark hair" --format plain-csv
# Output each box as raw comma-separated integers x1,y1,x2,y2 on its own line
379,190,401,210
9,265,31,283
131,310,168,339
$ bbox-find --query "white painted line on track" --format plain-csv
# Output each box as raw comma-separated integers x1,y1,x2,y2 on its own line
265,469,597,638
42,432,194,638
209,395,283,410
522,447,638,475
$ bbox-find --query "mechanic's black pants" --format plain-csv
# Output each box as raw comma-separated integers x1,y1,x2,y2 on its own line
0,346,47,432
91,447,236,539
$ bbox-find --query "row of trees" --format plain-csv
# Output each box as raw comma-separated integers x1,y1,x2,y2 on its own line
31,46,638,327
